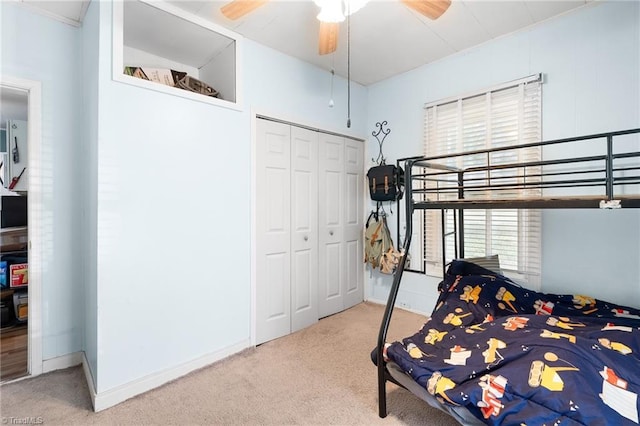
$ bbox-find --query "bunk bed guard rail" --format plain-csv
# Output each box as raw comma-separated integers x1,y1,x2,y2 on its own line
376,128,640,418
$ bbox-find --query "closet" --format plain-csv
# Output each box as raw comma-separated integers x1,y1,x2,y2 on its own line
255,118,364,345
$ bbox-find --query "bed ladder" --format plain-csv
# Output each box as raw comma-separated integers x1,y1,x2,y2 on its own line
377,161,464,417
376,163,416,417
376,229,412,417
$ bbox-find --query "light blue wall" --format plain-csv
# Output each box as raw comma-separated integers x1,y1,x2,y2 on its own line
92,3,367,392
1,2,84,360
80,0,100,384
366,1,640,312
244,40,368,136
1,0,367,395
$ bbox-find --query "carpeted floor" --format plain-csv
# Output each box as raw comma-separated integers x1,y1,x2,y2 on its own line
0,302,460,425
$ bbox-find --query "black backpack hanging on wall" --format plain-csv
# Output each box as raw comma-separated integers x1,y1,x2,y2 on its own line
367,164,404,202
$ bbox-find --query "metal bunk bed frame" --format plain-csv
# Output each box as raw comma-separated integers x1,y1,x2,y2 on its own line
376,128,640,418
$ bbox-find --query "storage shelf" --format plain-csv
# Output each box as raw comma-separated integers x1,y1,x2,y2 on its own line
112,0,242,110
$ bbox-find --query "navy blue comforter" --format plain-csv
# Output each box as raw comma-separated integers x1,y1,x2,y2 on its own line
385,261,640,425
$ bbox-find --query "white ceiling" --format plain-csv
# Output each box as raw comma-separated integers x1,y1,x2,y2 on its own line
124,1,235,68
164,0,595,85
17,0,595,85
20,0,89,26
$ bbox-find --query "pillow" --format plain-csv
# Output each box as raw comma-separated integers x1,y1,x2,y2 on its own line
459,254,501,275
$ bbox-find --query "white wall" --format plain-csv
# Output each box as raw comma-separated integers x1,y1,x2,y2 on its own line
366,1,640,312
92,2,367,394
1,2,84,360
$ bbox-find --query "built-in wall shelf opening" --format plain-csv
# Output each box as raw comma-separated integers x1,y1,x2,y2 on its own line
112,0,242,110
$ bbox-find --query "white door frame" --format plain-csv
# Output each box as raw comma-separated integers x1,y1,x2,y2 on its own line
1,75,43,378
250,109,366,346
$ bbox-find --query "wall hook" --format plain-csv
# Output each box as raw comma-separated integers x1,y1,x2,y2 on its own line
372,121,391,165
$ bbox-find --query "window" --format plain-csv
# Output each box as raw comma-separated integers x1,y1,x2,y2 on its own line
414,75,542,289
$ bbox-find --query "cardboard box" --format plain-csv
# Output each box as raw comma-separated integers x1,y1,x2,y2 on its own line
9,263,28,287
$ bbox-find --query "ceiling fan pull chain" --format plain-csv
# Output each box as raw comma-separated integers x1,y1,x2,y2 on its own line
329,68,335,107
347,11,351,128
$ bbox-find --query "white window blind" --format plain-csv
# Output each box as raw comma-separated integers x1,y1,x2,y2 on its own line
421,75,542,289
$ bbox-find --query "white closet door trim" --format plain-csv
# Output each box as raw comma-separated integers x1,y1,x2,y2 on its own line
255,114,366,141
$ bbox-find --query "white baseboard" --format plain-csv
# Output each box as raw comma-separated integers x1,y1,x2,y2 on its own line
42,352,83,373
365,297,387,307
81,352,98,411
88,339,251,412
365,297,429,317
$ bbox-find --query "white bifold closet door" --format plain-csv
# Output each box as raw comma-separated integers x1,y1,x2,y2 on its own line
290,125,319,333
318,133,364,318
256,118,363,345
256,119,319,344
342,138,365,310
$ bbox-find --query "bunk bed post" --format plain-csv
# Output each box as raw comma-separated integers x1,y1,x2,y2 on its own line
396,159,402,252
405,161,414,238
441,209,447,278
606,135,614,200
377,160,414,418
457,171,465,258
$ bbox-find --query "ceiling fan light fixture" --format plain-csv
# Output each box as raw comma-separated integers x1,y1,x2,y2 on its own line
316,1,345,23
344,0,368,15
316,0,369,23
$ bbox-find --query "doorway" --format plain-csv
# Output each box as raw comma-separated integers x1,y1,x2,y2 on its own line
0,76,43,382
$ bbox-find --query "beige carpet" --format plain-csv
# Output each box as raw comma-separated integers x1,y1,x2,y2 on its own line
1,302,460,425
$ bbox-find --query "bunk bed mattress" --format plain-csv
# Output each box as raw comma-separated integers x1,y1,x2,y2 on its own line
383,261,640,425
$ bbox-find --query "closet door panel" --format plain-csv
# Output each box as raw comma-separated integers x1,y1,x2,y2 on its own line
324,243,342,296
318,134,345,318
345,240,359,293
263,168,288,250
290,127,318,332
265,253,288,318
256,119,292,344
292,251,312,308
324,172,342,228
343,138,364,308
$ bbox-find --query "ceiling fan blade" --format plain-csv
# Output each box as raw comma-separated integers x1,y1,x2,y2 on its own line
220,0,269,20
319,22,339,55
400,0,451,20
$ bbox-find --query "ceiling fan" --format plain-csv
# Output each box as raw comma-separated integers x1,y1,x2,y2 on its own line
220,0,452,55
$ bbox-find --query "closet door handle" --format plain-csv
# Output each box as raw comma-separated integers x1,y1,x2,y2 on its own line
329,230,334,236
304,236,308,241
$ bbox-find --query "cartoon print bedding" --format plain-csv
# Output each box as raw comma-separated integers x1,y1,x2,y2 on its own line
383,261,640,425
